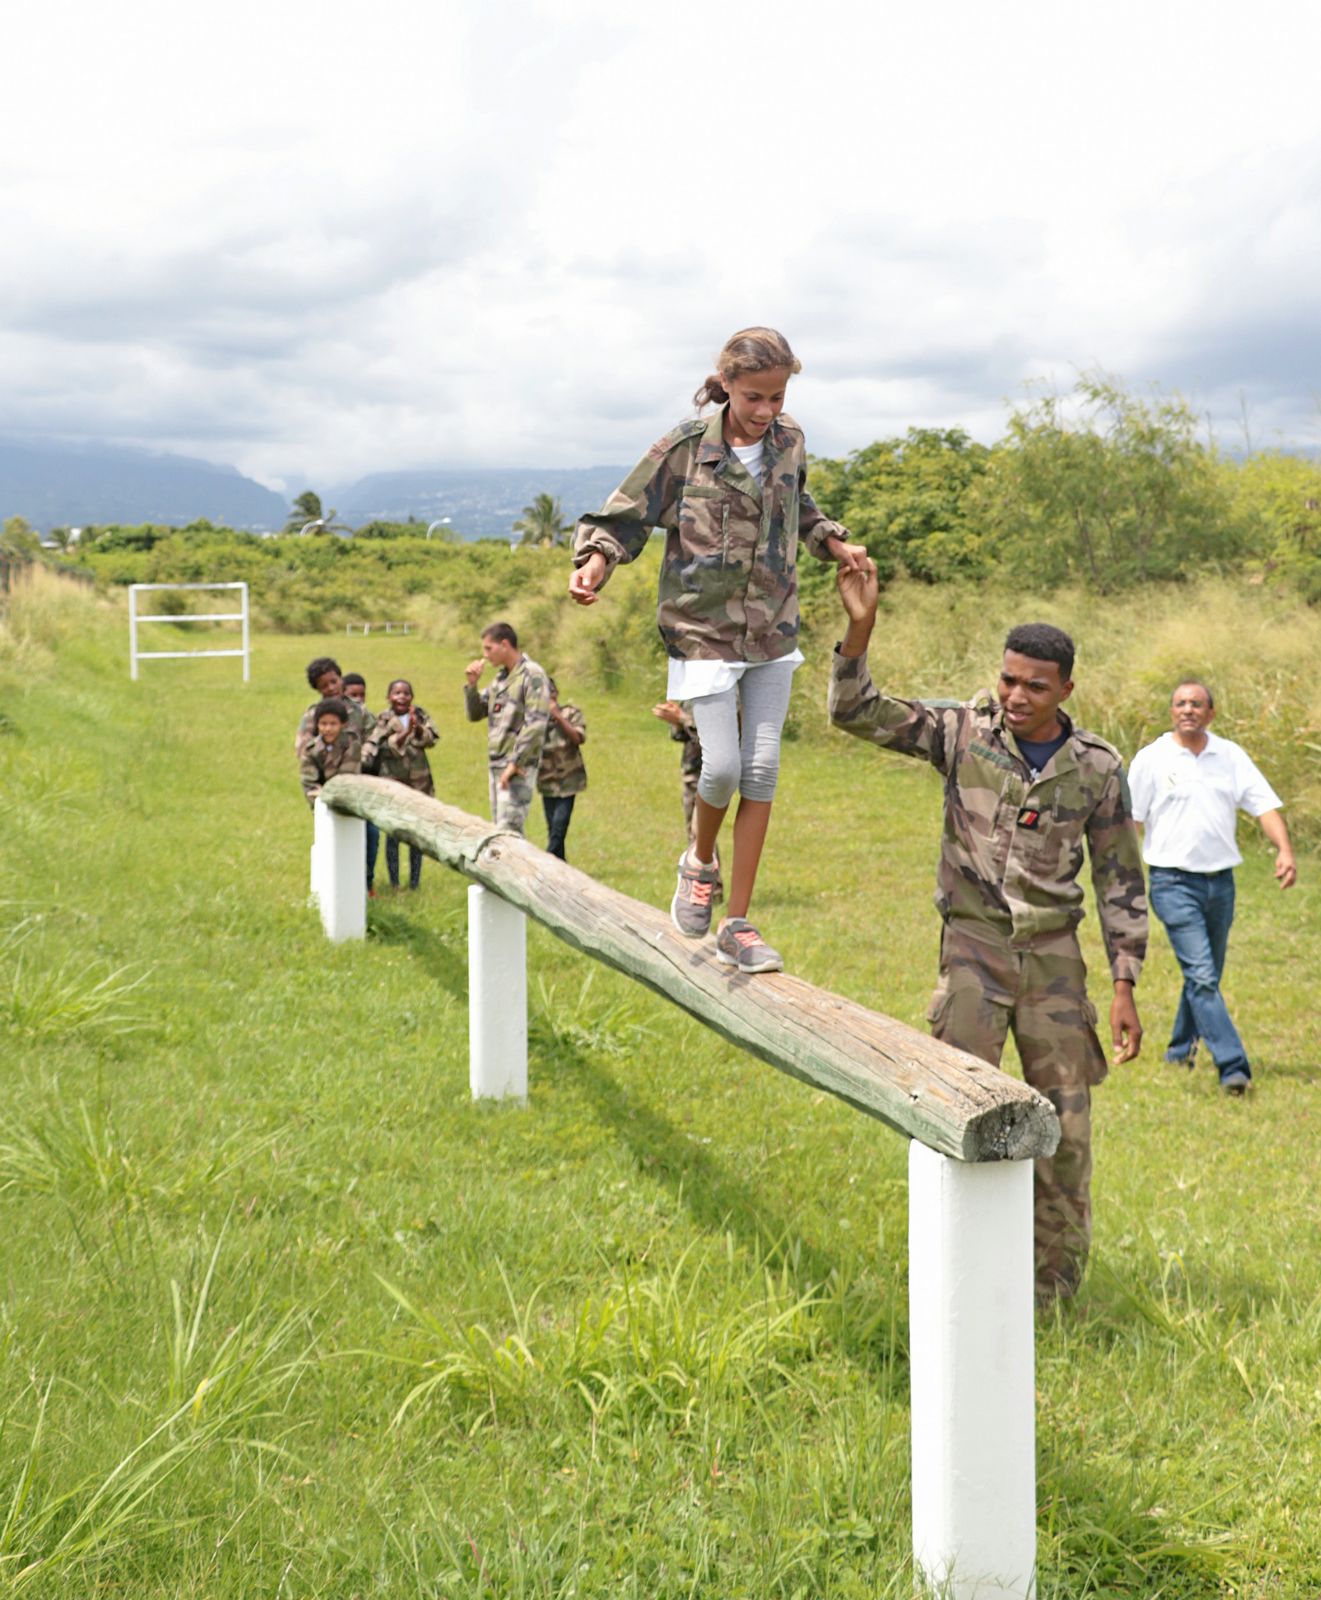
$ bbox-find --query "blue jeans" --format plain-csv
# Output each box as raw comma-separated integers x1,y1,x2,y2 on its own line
542,794,576,860
1147,866,1249,1081
385,834,423,890
366,820,380,890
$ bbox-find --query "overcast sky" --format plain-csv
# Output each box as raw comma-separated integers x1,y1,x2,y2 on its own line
5,0,1321,491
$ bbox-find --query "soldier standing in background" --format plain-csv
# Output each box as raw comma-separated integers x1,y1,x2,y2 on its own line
829,561,1147,1309
362,678,438,891
536,677,587,860
463,621,550,835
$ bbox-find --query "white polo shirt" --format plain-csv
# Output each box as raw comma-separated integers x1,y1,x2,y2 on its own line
1128,730,1282,872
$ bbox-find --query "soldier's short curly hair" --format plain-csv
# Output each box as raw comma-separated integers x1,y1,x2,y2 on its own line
1004,623,1074,681
312,698,348,724
481,622,518,647
387,678,413,695
342,672,366,690
306,656,341,688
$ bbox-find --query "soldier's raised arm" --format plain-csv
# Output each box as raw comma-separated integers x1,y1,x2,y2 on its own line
827,562,962,772
463,660,489,722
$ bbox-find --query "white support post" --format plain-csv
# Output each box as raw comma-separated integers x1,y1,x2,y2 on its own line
909,1142,1037,1600
129,584,139,680
311,800,366,942
467,884,527,1102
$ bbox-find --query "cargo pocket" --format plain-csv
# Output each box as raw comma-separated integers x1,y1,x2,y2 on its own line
1081,997,1109,1086
926,980,954,1035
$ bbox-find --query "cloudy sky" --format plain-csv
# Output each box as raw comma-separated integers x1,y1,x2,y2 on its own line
5,0,1321,490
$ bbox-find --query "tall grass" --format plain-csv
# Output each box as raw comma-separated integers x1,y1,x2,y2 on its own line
0,564,110,694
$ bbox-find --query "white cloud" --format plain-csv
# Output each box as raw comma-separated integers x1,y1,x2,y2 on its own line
4,0,1321,486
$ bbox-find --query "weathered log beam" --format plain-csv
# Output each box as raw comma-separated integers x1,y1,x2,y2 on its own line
322,776,1060,1163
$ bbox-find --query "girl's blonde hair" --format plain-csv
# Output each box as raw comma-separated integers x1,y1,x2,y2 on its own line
693,327,801,410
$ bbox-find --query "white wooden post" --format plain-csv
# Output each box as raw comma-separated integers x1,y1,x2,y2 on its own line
467,884,527,1102
909,1142,1037,1600
311,800,366,942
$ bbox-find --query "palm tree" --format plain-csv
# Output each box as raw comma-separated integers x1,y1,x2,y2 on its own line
513,493,571,547
284,490,350,536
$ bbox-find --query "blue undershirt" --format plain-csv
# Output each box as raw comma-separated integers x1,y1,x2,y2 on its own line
1015,728,1069,778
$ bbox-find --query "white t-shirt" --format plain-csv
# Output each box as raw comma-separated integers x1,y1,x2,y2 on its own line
731,439,764,481
1128,730,1282,871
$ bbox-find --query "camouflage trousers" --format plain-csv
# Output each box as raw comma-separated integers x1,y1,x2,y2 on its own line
489,767,535,835
927,922,1109,1304
681,768,699,840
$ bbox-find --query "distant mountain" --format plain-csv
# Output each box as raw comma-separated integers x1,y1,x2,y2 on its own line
0,438,288,531
334,466,628,540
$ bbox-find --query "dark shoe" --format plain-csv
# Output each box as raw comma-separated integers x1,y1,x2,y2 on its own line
1220,1069,1250,1097
714,918,783,974
671,849,719,938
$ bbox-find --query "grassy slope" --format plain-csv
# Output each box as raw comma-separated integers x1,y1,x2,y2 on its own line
1,585,1319,1597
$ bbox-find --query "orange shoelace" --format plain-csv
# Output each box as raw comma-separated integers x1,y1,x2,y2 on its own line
688,880,714,906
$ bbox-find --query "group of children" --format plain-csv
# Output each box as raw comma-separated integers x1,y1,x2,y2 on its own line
295,657,437,892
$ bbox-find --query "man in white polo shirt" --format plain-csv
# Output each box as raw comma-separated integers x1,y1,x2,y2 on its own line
1128,679,1297,1095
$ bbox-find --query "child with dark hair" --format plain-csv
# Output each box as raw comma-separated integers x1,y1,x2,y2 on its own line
536,677,587,860
363,679,438,890
571,327,865,973
298,699,361,806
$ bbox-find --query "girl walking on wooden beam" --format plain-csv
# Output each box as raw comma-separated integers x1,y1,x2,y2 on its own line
570,328,866,972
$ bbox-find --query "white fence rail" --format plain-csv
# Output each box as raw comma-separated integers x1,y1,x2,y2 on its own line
309,790,1044,1598
128,581,250,681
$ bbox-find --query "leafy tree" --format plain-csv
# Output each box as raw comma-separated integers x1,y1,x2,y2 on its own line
807,429,991,584
284,490,349,536
514,493,571,547
47,527,75,552
1227,451,1321,603
976,373,1243,591
1,515,41,557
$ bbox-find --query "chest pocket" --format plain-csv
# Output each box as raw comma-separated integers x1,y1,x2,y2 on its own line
678,483,727,562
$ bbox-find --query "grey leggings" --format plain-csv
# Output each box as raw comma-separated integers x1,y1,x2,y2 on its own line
691,659,796,808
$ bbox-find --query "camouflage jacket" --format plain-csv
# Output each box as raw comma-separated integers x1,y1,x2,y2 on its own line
828,650,1147,983
299,731,361,807
671,707,703,777
572,406,848,664
464,655,550,771
294,697,375,761
537,704,587,796
362,707,438,795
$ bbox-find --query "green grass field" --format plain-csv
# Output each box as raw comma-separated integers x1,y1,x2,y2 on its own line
2,576,1319,1597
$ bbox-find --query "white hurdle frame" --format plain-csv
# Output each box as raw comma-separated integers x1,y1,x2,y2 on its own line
309,804,1036,1596
128,581,251,681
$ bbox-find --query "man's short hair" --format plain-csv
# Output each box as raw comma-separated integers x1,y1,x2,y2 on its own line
341,672,366,690
1004,623,1074,682
1171,678,1215,709
306,656,341,688
313,698,348,724
482,621,518,648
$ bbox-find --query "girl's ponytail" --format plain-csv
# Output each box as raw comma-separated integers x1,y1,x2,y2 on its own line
692,373,729,409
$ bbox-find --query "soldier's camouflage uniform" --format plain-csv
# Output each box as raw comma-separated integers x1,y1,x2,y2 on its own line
536,705,587,797
294,696,374,761
464,654,550,834
299,730,361,807
362,707,439,796
828,649,1148,1303
573,405,847,662
671,706,703,839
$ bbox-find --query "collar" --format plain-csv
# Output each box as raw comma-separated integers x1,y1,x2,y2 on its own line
1165,728,1219,756
693,403,794,467
992,703,1079,776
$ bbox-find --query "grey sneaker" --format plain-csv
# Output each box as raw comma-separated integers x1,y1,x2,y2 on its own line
671,849,719,938
715,918,783,974
1220,1069,1251,1097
